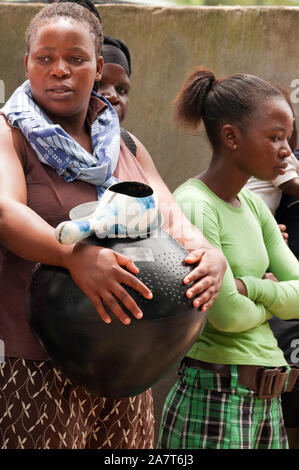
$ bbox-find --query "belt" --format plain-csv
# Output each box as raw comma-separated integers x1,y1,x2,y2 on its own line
183,357,299,399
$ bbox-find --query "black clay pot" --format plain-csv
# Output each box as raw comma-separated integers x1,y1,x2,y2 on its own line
26,228,208,397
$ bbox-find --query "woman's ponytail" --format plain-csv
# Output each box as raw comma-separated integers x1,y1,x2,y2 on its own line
174,66,217,130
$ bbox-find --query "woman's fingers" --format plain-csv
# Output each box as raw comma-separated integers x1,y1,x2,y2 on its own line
91,275,150,325
68,245,153,324
102,284,144,325
88,294,113,324
198,288,219,312
183,249,206,278
101,292,133,325
184,251,211,291
185,275,215,310
183,247,226,310
115,251,140,275
117,262,153,300
278,224,289,244
94,269,152,324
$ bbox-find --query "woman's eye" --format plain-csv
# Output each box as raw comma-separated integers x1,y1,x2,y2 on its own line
71,57,85,64
271,136,280,142
117,87,129,96
38,56,51,63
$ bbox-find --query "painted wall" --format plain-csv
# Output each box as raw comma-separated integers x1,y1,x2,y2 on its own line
1,3,298,190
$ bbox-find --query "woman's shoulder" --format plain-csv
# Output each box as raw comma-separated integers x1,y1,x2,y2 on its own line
240,186,273,223
0,113,14,135
174,178,206,197
174,179,221,225
0,114,23,157
240,186,269,210
174,178,218,207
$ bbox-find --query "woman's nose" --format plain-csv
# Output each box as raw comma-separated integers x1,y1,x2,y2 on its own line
102,86,119,104
50,59,71,78
280,139,292,159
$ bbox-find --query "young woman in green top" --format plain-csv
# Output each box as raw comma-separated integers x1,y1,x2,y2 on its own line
158,67,299,449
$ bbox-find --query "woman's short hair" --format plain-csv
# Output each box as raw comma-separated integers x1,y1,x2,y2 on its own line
26,2,103,59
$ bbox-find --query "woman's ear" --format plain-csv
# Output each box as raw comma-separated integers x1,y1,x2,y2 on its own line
24,53,29,78
221,124,241,151
95,56,104,82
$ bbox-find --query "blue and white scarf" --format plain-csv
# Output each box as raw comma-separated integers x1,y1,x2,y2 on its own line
0,80,120,198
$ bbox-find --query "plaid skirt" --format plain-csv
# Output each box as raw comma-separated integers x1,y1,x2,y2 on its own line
157,363,288,449
0,357,154,449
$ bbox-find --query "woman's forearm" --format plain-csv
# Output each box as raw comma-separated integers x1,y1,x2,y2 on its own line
238,275,299,320
0,197,72,266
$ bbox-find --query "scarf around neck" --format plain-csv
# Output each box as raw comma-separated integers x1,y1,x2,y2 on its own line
0,80,120,198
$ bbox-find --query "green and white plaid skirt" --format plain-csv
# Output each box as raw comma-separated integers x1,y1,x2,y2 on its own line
157,363,288,449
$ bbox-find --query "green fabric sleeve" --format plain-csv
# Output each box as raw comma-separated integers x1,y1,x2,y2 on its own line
238,193,299,320
175,187,271,333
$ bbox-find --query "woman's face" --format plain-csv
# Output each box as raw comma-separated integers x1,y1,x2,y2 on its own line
97,63,130,123
25,18,102,124
235,97,294,181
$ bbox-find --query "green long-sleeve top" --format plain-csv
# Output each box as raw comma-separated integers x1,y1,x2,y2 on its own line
174,179,299,366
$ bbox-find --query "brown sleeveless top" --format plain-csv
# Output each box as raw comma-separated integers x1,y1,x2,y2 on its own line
0,97,149,360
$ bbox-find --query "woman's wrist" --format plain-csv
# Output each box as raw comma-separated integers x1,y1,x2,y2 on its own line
56,242,76,270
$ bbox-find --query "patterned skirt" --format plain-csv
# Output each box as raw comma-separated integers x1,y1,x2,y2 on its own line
0,357,154,449
157,363,288,449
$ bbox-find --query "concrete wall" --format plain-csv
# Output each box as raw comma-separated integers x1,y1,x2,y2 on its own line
1,4,299,191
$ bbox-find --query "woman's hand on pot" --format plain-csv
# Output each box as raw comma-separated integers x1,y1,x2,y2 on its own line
183,246,226,311
64,243,153,325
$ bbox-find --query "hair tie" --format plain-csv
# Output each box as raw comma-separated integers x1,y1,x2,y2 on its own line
203,75,218,102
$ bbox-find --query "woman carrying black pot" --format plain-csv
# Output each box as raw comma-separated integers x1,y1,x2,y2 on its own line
0,3,226,449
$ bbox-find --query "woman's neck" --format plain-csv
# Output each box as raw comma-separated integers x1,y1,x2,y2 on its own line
197,154,249,208
46,112,92,154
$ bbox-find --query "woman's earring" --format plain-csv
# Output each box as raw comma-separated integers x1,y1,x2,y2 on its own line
232,144,237,150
